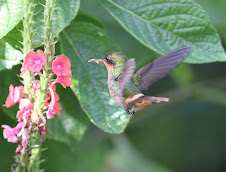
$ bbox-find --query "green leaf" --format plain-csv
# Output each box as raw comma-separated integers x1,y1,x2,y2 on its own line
0,0,23,40
0,22,23,71
60,13,130,133
33,0,80,47
99,0,226,63
46,85,89,146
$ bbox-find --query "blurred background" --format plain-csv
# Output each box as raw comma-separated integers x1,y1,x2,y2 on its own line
1,0,226,171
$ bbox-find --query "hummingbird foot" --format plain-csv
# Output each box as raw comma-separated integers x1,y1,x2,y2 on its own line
125,109,136,115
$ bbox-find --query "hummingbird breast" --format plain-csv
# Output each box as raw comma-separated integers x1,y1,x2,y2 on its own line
107,73,142,113
108,77,126,110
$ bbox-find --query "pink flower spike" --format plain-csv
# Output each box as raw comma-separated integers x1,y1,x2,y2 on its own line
2,125,19,143
3,85,24,108
56,74,72,88
52,55,71,76
24,50,46,73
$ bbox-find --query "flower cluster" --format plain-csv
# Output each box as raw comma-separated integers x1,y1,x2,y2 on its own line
2,50,72,153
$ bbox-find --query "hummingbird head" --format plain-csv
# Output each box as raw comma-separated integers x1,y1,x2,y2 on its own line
88,52,127,73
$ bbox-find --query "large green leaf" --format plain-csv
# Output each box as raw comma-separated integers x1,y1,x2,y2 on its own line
60,13,130,133
99,0,226,63
0,0,23,40
33,0,80,47
0,65,88,146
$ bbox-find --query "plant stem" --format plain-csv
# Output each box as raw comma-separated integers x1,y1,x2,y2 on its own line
28,131,41,172
44,0,55,67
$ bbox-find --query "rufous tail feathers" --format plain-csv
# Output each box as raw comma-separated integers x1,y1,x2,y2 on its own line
125,94,169,110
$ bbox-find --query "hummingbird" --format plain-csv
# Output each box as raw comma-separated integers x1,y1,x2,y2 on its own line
88,47,191,115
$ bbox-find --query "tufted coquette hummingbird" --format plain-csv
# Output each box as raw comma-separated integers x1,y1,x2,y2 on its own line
88,47,191,115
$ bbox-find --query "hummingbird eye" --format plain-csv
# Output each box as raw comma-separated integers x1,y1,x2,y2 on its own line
105,57,112,63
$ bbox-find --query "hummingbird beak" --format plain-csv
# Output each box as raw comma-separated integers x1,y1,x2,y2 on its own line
88,59,103,64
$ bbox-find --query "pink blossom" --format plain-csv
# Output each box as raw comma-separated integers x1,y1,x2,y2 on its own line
20,50,46,75
1,121,25,143
52,55,71,76
2,125,19,143
56,74,72,88
2,119,27,143
3,85,24,108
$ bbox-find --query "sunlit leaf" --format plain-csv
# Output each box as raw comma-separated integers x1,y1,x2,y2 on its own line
0,0,23,40
0,22,23,71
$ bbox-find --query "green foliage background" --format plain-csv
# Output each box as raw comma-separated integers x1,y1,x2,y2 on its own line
0,0,226,171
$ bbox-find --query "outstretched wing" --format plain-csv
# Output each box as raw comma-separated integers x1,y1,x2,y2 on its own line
120,58,136,96
133,47,191,91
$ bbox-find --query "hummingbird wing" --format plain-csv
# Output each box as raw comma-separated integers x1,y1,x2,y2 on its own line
133,47,191,91
120,58,136,96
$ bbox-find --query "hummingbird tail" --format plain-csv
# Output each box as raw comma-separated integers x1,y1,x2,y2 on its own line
125,95,169,112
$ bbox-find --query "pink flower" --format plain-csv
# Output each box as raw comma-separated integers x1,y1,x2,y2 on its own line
56,74,72,88
20,50,46,75
52,55,71,76
2,125,19,143
3,85,24,108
